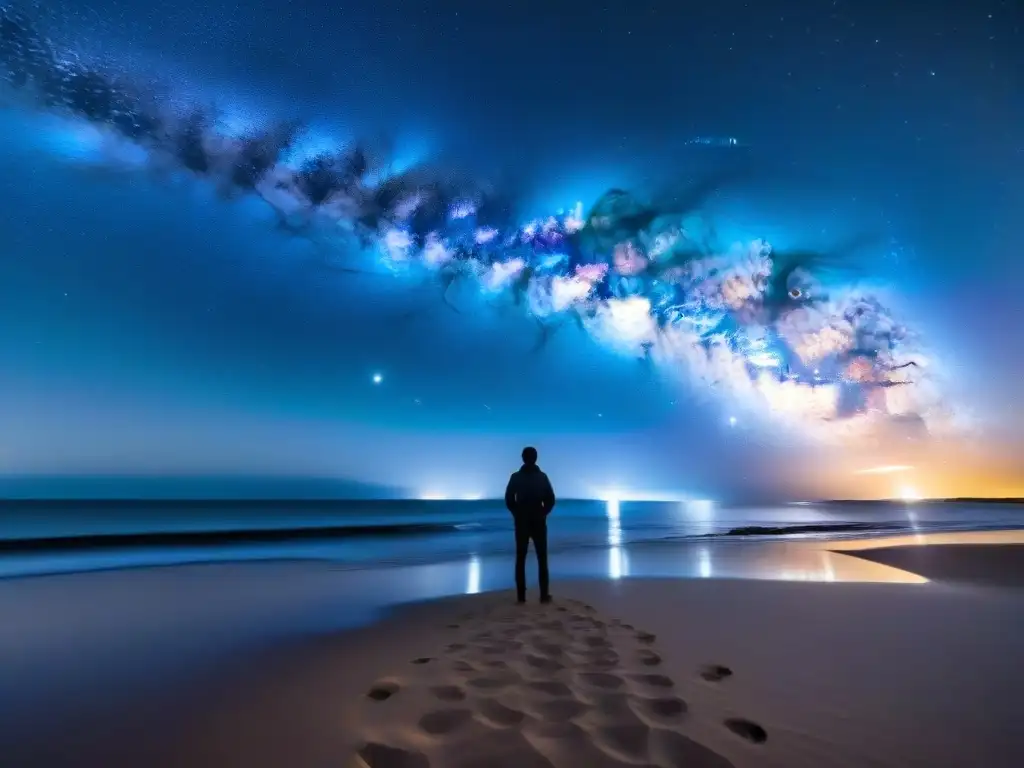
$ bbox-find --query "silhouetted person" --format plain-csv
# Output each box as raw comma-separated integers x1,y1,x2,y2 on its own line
504,446,556,603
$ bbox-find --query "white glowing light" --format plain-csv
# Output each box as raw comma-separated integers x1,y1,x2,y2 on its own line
698,546,712,578
728,415,737,427
564,201,585,232
606,499,627,579
550,276,594,311
606,498,621,522
422,235,453,267
748,352,781,368
466,555,481,595
898,486,921,502
372,373,383,384
382,228,413,262
483,258,526,291
608,548,628,580
474,227,499,244
419,492,446,501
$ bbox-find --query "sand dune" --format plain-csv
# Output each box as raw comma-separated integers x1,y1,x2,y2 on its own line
350,598,745,768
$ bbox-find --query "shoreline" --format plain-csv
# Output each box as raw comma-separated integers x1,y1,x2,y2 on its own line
0,521,462,552
2,526,1024,582
2,537,1022,767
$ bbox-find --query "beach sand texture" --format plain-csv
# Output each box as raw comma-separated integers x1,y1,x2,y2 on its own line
4,535,1024,768
350,597,746,768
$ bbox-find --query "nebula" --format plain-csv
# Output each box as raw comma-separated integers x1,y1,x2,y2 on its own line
0,5,959,442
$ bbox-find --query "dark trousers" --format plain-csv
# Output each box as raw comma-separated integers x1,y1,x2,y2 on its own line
514,517,549,600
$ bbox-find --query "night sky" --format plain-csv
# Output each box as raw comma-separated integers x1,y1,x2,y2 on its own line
0,0,1021,501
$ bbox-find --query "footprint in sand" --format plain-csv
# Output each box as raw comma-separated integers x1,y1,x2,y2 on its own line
582,691,636,721
531,641,565,657
525,680,573,697
725,717,768,744
476,698,526,727
525,654,565,673
356,742,429,768
700,664,734,683
350,598,738,768
537,697,592,722
418,708,473,736
578,654,619,672
628,673,674,690
577,672,625,690
637,649,662,667
633,695,688,721
429,685,466,702
466,675,516,691
366,681,399,702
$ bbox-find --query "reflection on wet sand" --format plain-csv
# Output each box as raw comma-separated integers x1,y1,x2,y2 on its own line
829,528,1024,551
606,499,629,580
8,528,1022,759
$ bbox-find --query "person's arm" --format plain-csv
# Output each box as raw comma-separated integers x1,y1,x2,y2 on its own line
504,473,518,515
543,473,556,514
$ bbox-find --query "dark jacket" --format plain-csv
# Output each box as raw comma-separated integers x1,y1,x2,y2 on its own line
504,464,556,521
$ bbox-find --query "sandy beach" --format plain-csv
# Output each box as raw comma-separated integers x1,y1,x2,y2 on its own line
2,533,1023,767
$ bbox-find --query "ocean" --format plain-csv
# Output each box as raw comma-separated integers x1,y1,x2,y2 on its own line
1,498,1021,578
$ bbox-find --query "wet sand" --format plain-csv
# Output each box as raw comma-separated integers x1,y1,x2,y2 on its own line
2,534,1023,767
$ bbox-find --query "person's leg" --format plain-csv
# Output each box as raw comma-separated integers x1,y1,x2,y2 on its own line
514,522,530,602
533,519,550,601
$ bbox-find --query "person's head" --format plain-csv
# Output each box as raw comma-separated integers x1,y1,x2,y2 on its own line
521,446,538,466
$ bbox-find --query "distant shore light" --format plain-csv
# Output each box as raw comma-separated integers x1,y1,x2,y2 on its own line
898,486,921,502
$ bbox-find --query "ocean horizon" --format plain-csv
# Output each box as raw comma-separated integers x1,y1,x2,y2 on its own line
1,498,1022,579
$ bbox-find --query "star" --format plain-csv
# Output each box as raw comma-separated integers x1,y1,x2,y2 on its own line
372,373,383,385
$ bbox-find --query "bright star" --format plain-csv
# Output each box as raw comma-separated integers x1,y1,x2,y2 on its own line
728,416,737,427
372,373,383,385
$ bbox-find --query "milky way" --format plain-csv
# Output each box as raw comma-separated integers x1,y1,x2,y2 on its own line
0,4,959,443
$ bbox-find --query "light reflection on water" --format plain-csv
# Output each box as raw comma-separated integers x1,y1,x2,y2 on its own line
465,554,481,595
3,499,1022,580
681,499,717,537
1,536,939,686
698,545,712,578
18,532,1016,713
606,500,629,580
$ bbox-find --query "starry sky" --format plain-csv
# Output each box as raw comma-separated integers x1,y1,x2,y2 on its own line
0,0,1021,500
